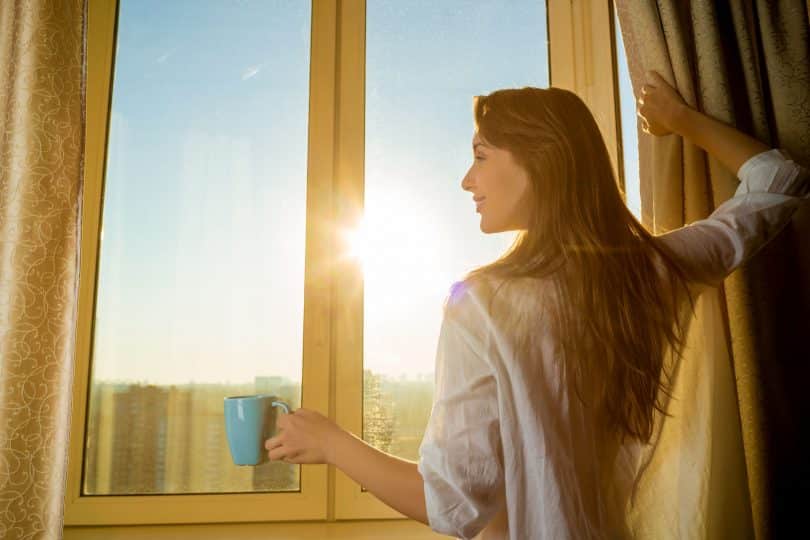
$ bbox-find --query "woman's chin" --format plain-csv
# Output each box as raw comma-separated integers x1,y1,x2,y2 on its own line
479,217,498,234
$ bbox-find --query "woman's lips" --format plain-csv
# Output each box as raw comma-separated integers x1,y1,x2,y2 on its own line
475,197,486,211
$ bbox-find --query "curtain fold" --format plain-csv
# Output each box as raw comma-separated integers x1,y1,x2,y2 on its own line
615,1,810,539
0,1,86,539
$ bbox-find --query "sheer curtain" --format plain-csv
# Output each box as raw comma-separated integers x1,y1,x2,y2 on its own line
615,1,810,538
0,1,86,539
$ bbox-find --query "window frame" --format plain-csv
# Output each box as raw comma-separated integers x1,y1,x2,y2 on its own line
66,0,626,529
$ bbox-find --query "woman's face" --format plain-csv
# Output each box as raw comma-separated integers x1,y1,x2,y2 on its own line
461,132,533,233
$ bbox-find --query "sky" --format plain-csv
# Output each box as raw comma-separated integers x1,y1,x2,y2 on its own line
615,12,642,218
91,0,638,386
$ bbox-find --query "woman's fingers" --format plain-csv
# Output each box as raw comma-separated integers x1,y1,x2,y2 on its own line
640,116,650,134
268,446,287,461
267,436,301,460
265,434,283,449
268,445,308,464
637,109,669,136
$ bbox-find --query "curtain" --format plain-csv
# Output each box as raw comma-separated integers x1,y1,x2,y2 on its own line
0,1,86,539
615,1,810,539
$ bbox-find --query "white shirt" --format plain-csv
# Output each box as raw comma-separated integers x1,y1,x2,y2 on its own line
417,149,810,540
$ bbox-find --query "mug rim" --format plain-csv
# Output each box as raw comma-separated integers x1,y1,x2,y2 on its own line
224,393,276,400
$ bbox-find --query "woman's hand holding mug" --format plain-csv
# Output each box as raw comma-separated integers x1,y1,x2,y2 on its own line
265,408,346,465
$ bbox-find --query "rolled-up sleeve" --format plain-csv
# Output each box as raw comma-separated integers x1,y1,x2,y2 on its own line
655,148,810,289
418,289,504,539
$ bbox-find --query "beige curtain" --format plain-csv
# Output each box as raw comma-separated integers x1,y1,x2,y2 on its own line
615,1,810,539
0,1,86,539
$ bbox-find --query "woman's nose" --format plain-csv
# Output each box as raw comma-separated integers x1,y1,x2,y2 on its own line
461,171,473,192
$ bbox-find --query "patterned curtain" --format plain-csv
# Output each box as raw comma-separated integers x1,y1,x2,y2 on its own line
615,1,810,539
0,1,86,539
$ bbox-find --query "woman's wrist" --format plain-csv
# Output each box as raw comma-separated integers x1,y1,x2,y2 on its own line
328,425,362,468
669,101,693,137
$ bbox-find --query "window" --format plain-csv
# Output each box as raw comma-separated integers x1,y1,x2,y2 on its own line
68,0,632,530
69,0,329,525
83,0,309,498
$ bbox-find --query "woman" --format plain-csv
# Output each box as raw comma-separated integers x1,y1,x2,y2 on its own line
263,71,809,539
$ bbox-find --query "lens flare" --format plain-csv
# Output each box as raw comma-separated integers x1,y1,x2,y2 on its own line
343,217,368,269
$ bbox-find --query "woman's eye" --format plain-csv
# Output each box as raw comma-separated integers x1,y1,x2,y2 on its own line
474,156,484,161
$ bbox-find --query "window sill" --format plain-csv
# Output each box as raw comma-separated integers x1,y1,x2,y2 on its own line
64,519,446,539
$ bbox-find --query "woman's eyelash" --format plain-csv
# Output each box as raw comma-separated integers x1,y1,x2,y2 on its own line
474,156,485,161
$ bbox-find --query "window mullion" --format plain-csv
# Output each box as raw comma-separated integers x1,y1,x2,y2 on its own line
331,0,401,521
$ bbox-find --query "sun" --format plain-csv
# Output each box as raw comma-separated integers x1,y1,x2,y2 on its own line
337,193,464,289
343,217,369,269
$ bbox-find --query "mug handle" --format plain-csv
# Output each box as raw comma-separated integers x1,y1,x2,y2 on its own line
271,400,290,415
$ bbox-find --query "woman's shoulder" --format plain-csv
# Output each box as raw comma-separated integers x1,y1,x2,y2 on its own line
444,274,552,326
443,277,492,320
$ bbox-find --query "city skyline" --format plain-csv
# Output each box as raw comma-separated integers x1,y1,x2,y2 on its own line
83,370,431,495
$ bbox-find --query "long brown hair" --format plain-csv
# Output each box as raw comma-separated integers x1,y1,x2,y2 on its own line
463,87,694,444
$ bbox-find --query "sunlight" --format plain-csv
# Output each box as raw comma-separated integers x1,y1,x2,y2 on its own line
334,172,516,379
343,216,369,270
339,199,448,286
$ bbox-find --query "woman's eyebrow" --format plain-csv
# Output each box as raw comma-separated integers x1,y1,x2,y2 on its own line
473,142,489,151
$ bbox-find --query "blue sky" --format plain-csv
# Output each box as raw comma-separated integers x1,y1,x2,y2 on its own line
615,12,641,218
92,0,637,385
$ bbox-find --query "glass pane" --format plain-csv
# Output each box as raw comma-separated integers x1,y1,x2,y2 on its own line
362,0,549,461
83,0,311,495
615,12,641,220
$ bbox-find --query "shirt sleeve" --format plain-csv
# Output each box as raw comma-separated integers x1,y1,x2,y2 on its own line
418,286,504,540
654,148,810,290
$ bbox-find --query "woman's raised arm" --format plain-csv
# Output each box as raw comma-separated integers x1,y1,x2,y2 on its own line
637,70,809,292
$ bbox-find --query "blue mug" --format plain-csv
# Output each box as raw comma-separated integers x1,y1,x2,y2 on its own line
224,394,291,466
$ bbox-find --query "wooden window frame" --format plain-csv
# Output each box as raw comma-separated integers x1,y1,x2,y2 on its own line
66,0,623,534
